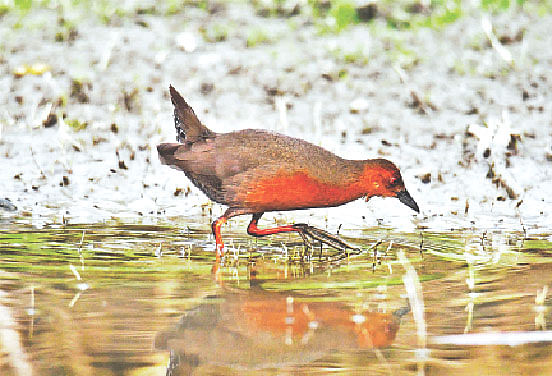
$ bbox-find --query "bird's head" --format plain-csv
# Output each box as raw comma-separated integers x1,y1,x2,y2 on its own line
361,159,419,213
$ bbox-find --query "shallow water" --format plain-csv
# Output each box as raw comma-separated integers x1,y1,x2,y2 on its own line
1,221,551,375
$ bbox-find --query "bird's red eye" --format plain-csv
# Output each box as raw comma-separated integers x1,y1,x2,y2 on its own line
390,177,396,185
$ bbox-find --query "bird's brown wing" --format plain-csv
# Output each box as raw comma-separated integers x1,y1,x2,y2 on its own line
158,129,357,208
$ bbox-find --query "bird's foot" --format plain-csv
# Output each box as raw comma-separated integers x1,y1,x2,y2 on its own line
212,243,225,276
215,242,225,259
291,223,360,255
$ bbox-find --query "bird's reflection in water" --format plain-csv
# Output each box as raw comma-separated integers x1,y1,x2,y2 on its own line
155,265,409,375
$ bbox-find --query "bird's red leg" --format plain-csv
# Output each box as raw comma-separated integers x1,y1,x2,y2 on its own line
211,216,227,259
247,213,299,237
247,212,359,253
211,208,249,260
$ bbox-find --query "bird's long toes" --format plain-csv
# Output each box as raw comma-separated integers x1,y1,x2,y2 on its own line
293,224,359,254
291,223,311,232
306,227,356,251
298,231,313,250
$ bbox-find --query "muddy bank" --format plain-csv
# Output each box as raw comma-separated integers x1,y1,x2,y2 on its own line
0,3,551,236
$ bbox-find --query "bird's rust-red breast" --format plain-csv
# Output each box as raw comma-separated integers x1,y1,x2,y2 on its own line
240,162,402,212
242,170,364,211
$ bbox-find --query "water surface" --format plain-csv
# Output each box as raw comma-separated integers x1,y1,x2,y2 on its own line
1,222,551,375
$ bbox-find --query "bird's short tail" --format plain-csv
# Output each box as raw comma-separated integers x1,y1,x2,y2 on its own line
169,85,214,143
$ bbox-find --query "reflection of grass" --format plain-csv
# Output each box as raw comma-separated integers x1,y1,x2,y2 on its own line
0,227,218,375
522,238,552,255
3,225,552,289
261,272,441,291
0,227,216,282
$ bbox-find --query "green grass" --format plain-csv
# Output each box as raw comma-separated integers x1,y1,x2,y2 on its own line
66,118,88,131
330,0,358,31
246,27,271,47
3,0,552,33
310,0,551,32
199,22,232,43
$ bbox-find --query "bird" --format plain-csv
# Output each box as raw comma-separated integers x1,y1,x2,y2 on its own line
157,85,419,258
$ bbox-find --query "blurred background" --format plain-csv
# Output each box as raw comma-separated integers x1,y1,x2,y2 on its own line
1,0,550,231
1,1,552,375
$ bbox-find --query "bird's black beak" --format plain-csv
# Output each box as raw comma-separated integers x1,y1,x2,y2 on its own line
397,190,419,213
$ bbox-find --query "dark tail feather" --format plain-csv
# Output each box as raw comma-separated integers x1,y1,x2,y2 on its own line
169,85,214,143
157,143,182,166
